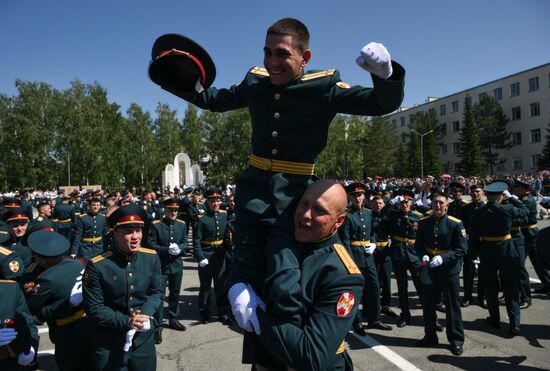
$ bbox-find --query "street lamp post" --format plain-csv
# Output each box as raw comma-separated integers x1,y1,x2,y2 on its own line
410,129,434,178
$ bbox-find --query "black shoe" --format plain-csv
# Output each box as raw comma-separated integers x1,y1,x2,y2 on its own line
353,324,367,336
415,336,438,347
486,316,500,329
534,287,550,294
461,299,471,308
381,306,399,318
220,314,232,325
451,345,463,356
397,318,409,328
169,320,187,331
436,323,444,332
508,326,521,337
154,331,162,345
519,302,530,309
200,314,210,324
435,303,446,313
478,298,488,309
368,321,392,331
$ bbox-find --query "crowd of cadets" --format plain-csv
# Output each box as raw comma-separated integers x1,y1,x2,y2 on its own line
0,177,550,368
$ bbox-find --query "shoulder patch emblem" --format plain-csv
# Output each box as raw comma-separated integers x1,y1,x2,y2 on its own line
301,69,335,81
332,243,361,274
8,260,19,273
336,81,351,89
336,292,355,317
448,215,462,223
23,281,35,293
250,66,269,76
138,247,157,255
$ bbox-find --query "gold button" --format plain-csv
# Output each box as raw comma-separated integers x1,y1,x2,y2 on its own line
129,296,133,300
274,93,281,100
130,285,134,289
129,273,133,277
272,131,278,138
274,112,280,119
272,148,278,155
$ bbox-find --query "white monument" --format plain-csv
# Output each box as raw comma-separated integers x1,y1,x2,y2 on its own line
161,152,204,190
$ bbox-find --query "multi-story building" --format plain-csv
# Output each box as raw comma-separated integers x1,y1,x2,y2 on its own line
387,63,550,175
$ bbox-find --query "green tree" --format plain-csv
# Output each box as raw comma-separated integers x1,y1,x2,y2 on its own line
361,117,398,177
475,95,512,175
539,122,550,169
124,104,157,187
181,105,206,164
316,116,348,178
456,96,485,176
152,103,182,170
394,142,409,177
410,109,442,177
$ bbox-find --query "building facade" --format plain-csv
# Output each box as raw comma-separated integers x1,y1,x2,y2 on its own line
387,63,550,175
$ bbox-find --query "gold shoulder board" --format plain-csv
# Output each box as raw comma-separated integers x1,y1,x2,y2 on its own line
301,69,335,81
412,210,423,216
420,215,431,221
448,215,462,223
0,246,12,256
332,243,361,274
91,251,113,263
250,67,269,76
152,220,160,224
25,262,37,273
138,247,157,255
176,219,186,224
0,279,16,283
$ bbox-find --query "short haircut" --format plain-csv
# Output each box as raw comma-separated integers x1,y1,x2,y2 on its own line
430,191,449,200
266,18,310,52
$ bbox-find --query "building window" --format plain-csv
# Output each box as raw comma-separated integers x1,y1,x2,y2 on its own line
440,104,446,116
478,92,487,102
531,154,542,168
400,117,405,127
441,144,448,155
531,129,541,143
453,143,460,154
452,120,460,132
530,102,540,117
511,132,522,145
493,87,503,101
511,106,521,120
528,77,539,92
451,100,459,113
512,157,523,170
439,123,447,136
391,119,397,129
409,114,415,124
401,133,406,143
510,82,520,97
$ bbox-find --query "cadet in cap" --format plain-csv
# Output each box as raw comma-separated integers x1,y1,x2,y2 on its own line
484,181,508,194
149,34,216,96
1,208,33,268
26,231,94,371
345,182,367,195
83,205,162,370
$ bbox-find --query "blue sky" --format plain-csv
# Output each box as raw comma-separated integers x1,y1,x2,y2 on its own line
1,0,549,119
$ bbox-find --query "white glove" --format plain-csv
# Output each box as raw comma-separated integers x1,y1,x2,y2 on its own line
356,42,393,79
168,243,181,256
363,243,376,255
136,318,150,332
429,255,443,268
228,283,261,334
542,196,550,203
502,190,511,199
415,199,424,207
123,329,136,352
195,78,205,93
69,269,84,306
0,328,17,346
151,212,156,219
198,259,209,268
390,195,404,205
198,209,205,215
17,346,35,366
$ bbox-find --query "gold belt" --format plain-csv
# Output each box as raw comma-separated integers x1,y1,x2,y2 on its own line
250,154,315,175
350,240,371,247
56,309,86,326
376,241,389,247
392,235,416,244
82,236,102,243
481,234,511,242
425,247,449,256
54,218,72,223
336,340,345,355
201,240,224,246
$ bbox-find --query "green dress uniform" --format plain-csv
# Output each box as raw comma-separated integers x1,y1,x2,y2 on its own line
52,203,75,241
339,206,382,327
469,194,528,330
383,205,423,323
26,258,93,371
193,208,231,320
460,200,486,305
372,206,393,310
0,246,23,281
256,233,364,371
447,198,469,220
71,200,85,217
83,246,162,370
1,237,32,272
0,280,39,371
71,211,107,261
149,217,188,330
415,214,467,348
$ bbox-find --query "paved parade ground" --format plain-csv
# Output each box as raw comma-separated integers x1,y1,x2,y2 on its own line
37,218,550,371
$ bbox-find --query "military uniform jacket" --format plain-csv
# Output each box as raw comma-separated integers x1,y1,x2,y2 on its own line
52,203,75,228
82,247,162,335
71,212,107,255
71,201,85,216
447,198,470,220
1,237,32,269
148,218,188,274
469,197,529,259
193,210,229,262
384,207,424,264
519,192,538,238
460,201,486,234
339,207,376,268
187,202,205,231
256,233,363,371
415,214,468,275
